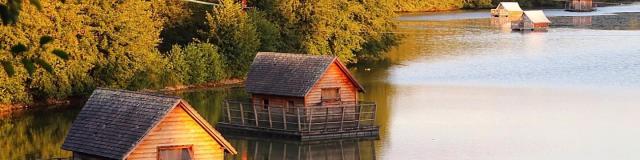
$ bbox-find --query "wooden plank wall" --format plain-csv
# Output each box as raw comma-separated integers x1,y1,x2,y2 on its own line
127,106,225,160
305,62,358,106
251,95,304,108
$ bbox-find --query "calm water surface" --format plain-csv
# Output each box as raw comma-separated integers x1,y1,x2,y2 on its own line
3,3,640,160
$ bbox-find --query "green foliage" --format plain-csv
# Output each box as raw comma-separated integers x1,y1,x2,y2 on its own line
395,0,494,12
248,11,282,52
38,35,53,47
0,0,164,104
206,0,259,78
0,0,403,106
1,60,14,76
51,49,68,60
152,0,212,52
166,42,226,85
10,43,27,55
20,58,34,75
32,57,52,73
0,0,21,25
253,0,398,62
85,0,165,89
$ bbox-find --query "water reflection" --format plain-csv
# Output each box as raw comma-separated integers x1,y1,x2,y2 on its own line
0,106,79,159
224,137,376,160
551,12,640,30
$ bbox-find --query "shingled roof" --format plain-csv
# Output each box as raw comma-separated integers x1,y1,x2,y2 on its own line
62,89,236,160
245,52,364,97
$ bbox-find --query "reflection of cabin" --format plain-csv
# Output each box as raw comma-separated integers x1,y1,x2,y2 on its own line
491,2,524,19
217,52,379,141
512,10,552,31
566,0,596,12
226,137,376,160
62,89,237,160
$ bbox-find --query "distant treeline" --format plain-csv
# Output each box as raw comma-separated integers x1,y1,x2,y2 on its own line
396,0,640,12
0,0,398,106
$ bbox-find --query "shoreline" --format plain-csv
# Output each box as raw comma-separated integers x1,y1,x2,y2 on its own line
0,78,245,115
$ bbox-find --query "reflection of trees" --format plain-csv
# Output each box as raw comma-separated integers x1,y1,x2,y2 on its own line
225,137,376,160
0,106,79,159
349,59,394,159
177,86,248,125
550,13,640,30
387,20,498,62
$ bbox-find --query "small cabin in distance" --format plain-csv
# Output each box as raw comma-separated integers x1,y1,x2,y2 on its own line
245,52,365,108
62,89,237,160
512,10,552,31
491,2,524,20
217,52,379,140
566,0,596,12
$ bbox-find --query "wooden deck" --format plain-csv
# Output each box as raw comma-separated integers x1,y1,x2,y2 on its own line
216,101,379,141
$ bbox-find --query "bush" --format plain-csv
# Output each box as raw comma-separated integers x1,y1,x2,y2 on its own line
166,42,226,85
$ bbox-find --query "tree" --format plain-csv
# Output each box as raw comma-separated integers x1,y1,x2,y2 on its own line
0,0,93,102
84,0,166,89
255,0,398,62
206,0,259,77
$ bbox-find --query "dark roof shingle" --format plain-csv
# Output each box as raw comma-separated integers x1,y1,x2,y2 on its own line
245,52,343,97
61,89,180,160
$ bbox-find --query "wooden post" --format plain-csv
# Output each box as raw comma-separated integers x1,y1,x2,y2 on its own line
282,106,287,130
324,107,329,132
308,108,313,132
253,103,259,127
339,105,345,131
283,144,287,160
268,105,273,128
356,105,361,129
225,101,232,123
240,103,245,125
371,104,377,126
297,107,302,131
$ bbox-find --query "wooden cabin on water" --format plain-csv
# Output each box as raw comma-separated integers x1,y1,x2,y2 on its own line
566,0,596,12
62,89,237,160
217,52,379,140
491,2,524,19
512,10,552,31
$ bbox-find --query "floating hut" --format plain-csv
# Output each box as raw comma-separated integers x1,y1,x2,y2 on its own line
217,52,379,141
62,89,237,160
566,0,596,12
491,2,524,19
512,10,552,31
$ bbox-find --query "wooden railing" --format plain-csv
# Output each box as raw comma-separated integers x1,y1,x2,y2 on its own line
220,100,377,133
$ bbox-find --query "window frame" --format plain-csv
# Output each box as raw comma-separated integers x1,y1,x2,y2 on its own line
321,88,341,103
157,145,194,160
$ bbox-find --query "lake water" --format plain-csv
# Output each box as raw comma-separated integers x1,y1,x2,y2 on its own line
3,3,640,160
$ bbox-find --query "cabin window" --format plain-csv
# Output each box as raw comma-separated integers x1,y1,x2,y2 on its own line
263,99,269,109
321,88,340,102
287,100,296,113
158,145,193,160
